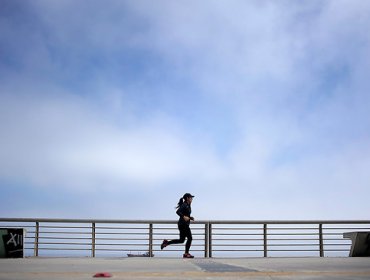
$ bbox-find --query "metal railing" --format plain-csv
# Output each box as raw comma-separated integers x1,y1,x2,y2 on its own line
1,218,369,258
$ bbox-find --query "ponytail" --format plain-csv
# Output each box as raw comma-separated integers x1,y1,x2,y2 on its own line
175,197,184,209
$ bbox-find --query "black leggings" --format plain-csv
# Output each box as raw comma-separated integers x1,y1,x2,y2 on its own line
167,224,192,253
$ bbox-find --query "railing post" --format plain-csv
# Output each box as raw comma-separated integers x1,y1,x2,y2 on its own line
34,221,39,257
204,223,209,258
149,223,153,257
209,223,212,258
263,223,268,257
319,223,324,257
92,222,96,258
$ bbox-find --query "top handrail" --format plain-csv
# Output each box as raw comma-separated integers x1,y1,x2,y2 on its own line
1,218,370,224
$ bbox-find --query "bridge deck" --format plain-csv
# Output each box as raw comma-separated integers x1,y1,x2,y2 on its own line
1,257,370,279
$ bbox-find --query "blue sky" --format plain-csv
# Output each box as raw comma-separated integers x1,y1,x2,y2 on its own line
1,0,370,220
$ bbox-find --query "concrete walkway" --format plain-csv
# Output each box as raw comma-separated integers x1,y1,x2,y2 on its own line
0,257,370,279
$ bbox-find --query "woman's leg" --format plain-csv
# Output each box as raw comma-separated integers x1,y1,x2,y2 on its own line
162,224,186,248
184,226,192,254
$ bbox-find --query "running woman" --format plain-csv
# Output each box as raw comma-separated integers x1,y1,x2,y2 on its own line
161,193,195,258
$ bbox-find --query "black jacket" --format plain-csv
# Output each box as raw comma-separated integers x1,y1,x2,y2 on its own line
176,202,192,226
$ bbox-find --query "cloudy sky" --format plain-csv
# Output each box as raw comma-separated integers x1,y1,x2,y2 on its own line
1,0,370,221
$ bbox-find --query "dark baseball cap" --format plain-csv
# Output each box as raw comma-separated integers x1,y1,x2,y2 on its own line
183,193,195,199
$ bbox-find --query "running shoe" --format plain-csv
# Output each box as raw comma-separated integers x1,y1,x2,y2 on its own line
183,253,194,258
161,239,168,250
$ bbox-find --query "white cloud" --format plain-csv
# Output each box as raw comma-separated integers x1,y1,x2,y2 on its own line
0,87,225,192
